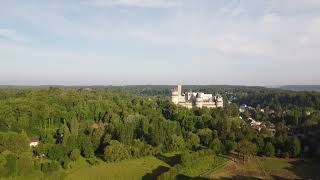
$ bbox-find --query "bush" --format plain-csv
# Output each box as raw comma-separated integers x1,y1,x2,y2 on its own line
225,140,237,153
103,140,130,162
41,161,60,173
169,135,185,151
87,157,100,165
69,149,80,161
289,137,301,157
186,132,200,150
82,146,94,158
210,138,223,154
264,142,275,157
62,158,71,169
48,145,65,161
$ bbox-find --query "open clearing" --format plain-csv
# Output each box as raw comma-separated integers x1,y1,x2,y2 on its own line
4,155,318,180
66,156,170,180
66,153,230,180
205,156,320,180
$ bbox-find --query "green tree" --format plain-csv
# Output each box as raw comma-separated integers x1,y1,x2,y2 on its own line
237,140,257,161
197,128,213,146
103,140,130,162
48,145,65,161
186,132,200,150
264,142,275,157
289,137,301,157
68,118,79,136
225,140,237,153
79,136,94,158
169,135,185,151
210,138,223,154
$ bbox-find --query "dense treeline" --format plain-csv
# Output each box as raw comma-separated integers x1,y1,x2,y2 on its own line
234,89,320,126
235,89,320,110
0,87,314,178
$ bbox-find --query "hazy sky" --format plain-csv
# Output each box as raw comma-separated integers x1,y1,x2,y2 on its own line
0,0,320,86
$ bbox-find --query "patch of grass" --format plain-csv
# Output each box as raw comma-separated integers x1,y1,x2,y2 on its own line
261,157,320,180
1,171,66,180
206,156,320,180
65,156,170,180
180,154,229,177
260,157,292,171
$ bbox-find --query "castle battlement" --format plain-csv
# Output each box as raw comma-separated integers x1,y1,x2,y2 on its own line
171,85,223,109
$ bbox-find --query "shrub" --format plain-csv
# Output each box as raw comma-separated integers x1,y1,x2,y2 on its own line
186,132,200,150
103,140,130,162
225,140,237,153
69,149,80,161
41,161,60,173
48,145,65,161
210,138,223,154
62,158,71,169
82,146,94,158
264,142,275,157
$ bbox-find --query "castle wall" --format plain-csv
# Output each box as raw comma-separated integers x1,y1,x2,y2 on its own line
171,85,223,109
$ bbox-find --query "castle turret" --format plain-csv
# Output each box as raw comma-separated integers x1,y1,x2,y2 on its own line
216,95,224,108
171,87,179,105
177,84,181,96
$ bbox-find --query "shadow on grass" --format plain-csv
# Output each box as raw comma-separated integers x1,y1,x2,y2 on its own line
176,174,264,180
155,153,181,167
284,158,320,180
142,165,170,180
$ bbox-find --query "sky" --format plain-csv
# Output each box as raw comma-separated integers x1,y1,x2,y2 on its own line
0,0,320,86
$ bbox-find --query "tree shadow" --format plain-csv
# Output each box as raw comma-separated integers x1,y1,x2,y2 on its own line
284,158,320,180
176,174,210,180
176,174,264,180
142,165,170,180
155,153,181,166
269,175,292,180
214,176,263,180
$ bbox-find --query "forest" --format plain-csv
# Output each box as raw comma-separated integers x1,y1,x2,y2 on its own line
0,86,319,178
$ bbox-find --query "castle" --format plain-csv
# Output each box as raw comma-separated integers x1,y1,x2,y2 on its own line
171,85,223,109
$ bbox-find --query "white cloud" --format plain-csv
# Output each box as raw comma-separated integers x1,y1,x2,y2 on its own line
0,28,28,42
0,29,15,38
81,0,179,8
1,0,320,85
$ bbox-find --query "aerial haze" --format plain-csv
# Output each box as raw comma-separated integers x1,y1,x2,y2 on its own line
0,0,320,86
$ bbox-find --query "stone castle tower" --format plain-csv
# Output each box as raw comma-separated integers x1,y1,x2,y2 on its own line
171,84,223,109
171,84,181,105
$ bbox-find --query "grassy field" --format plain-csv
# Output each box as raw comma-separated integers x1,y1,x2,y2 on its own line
205,156,320,180
6,154,317,180
63,152,230,180
66,156,170,180
179,155,230,178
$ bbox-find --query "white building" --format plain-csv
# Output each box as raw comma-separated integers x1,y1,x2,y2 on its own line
29,137,39,147
171,85,223,109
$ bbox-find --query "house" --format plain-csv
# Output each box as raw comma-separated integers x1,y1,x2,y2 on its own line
29,137,39,147
247,118,265,132
239,104,247,113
